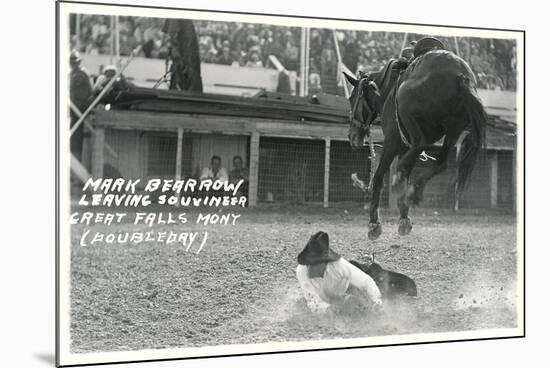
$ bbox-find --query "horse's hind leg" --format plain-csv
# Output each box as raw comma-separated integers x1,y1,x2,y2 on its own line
397,156,415,235
397,197,413,235
391,145,427,236
394,149,414,235
391,145,425,195
406,135,457,205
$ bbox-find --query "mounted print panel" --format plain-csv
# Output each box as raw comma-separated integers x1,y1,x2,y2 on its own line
56,1,524,366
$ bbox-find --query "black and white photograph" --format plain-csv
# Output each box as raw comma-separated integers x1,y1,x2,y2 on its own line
55,1,524,366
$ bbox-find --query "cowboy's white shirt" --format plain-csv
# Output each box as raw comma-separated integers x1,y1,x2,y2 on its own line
296,258,382,313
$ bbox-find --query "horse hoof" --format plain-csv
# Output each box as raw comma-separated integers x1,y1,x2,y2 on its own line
368,222,382,240
398,217,412,236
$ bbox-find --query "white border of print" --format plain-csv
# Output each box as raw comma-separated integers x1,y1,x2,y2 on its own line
57,1,524,366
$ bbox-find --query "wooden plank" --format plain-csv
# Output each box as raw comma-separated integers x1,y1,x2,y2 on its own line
128,99,348,124
248,131,260,206
91,126,105,178
70,153,91,183
96,110,253,133
120,87,347,113
253,133,349,141
95,110,386,142
323,137,331,208
489,151,498,208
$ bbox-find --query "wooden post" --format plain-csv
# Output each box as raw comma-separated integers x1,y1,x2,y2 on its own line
175,128,183,180
401,33,408,51
388,157,398,209
175,128,183,206
489,151,498,208
323,137,331,208
81,129,92,172
114,15,120,57
91,126,105,178
75,14,81,51
299,28,307,97
454,36,461,58
248,131,260,206
304,28,310,97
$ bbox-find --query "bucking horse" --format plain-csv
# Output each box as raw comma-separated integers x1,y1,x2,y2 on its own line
344,37,487,240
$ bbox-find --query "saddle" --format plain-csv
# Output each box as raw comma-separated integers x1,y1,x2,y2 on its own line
349,258,417,298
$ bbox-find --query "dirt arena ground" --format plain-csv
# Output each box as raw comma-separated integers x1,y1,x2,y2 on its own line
69,205,518,353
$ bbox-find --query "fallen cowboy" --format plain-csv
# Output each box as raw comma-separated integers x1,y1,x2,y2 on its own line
296,231,382,314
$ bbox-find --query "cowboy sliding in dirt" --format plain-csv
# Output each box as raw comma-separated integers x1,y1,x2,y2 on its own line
296,231,382,314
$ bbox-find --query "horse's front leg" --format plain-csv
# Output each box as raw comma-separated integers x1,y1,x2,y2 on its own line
368,145,399,240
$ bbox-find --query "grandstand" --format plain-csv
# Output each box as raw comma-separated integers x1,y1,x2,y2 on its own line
70,14,517,94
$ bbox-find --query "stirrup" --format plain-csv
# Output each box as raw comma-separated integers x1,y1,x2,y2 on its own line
419,151,436,162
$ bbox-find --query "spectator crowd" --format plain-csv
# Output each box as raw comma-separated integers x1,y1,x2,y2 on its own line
70,14,517,92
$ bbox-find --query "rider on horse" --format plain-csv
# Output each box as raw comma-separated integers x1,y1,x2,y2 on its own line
395,37,446,70
345,35,486,240
364,37,447,130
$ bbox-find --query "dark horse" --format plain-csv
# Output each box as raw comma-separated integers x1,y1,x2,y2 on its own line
344,38,487,240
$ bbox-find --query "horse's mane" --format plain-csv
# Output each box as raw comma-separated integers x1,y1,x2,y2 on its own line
374,59,397,95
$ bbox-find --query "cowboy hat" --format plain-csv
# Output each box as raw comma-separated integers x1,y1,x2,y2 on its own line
413,37,445,58
297,231,341,266
103,65,118,74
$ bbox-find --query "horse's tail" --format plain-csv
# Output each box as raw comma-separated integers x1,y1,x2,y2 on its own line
455,74,487,195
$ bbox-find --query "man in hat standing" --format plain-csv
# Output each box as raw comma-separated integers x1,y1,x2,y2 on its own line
296,231,382,313
92,64,133,104
69,50,92,161
92,64,118,95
